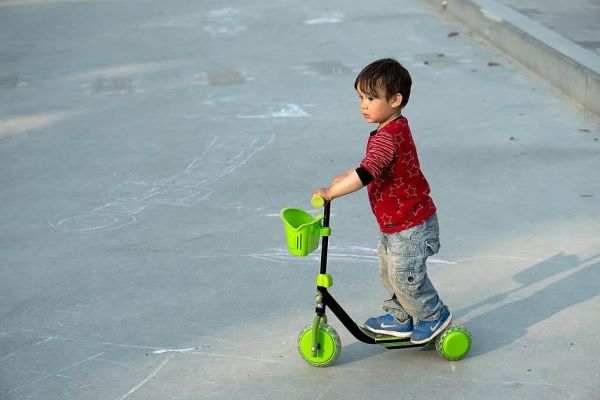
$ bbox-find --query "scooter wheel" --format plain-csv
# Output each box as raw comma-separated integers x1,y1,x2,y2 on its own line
435,325,472,361
298,323,341,367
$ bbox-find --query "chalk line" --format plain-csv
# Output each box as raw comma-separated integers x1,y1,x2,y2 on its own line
115,354,174,400
251,246,457,265
304,11,344,25
152,348,198,354
237,103,309,119
0,336,55,362
7,352,105,394
50,134,274,233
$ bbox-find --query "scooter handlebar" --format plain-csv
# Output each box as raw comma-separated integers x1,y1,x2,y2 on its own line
311,194,326,209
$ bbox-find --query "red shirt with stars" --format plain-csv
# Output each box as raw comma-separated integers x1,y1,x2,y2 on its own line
359,116,436,233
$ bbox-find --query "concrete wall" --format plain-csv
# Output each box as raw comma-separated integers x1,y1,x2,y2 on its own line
423,0,600,115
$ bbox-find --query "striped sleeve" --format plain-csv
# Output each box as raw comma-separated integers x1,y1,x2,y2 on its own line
360,131,396,181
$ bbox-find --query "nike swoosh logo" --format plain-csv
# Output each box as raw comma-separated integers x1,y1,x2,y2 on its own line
430,320,442,332
381,322,398,328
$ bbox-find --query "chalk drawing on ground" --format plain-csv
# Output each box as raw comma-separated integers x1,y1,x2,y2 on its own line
251,245,456,265
50,134,275,233
140,6,248,37
237,104,309,119
304,11,344,25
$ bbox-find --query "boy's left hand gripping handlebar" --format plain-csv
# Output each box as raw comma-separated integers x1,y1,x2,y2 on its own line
311,195,326,209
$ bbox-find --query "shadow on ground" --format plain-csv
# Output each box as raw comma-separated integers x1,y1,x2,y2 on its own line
458,253,600,357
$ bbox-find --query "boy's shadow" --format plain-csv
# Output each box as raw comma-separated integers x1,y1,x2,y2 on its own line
332,252,599,365
457,252,600,357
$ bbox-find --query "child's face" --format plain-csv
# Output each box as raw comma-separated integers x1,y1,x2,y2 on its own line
356,85,402,128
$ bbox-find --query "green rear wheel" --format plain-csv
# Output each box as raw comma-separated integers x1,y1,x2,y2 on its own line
298,323,341,367
435,325,472,361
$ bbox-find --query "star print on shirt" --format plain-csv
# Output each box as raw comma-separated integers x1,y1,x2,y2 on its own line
404,185,417,198
382,213,394,226
398,132,406,144
406,164,420,178
362,116,437,233
390,189,405,207
389,179,404,199
402,151,415,166
373,188,385,204
411,203,424,217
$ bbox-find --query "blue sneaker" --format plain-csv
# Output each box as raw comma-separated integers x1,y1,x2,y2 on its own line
410,307,452,344
364,314,413,338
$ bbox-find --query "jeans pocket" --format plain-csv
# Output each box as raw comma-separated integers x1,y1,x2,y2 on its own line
388,235,419,257
394,265,427,295
424,238,440,257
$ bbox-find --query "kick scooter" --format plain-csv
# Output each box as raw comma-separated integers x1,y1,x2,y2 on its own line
280,195,471,367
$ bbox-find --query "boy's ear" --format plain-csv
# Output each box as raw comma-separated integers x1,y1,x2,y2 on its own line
391,93,403,108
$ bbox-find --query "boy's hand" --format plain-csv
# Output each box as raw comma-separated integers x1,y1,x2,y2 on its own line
312,188,331,204
313,169,364,205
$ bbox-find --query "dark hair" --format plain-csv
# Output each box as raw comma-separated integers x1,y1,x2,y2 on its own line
354,58,412,108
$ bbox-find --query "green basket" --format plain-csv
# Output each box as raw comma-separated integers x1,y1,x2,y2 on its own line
280,208,330,256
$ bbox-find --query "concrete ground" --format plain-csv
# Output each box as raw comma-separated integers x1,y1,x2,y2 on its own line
424,0,600,116
497,0,600,56
1,0,599,399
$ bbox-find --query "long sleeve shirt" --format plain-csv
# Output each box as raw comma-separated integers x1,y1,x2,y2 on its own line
359,116,436,233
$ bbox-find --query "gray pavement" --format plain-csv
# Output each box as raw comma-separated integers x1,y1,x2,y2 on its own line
1,0,599,399
497,0,600,56
424,0,600,115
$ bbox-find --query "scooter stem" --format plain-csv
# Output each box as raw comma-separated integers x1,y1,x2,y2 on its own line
319,202,331,275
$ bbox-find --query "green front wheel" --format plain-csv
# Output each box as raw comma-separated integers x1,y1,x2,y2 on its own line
435,325,472,361
298,323,341,367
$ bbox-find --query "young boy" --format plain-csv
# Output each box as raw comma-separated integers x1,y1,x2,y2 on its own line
312,58,451,344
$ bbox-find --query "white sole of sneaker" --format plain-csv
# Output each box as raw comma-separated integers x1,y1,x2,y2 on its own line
364,326,412,339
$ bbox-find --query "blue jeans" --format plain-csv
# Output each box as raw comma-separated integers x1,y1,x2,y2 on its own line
377,213,444,322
